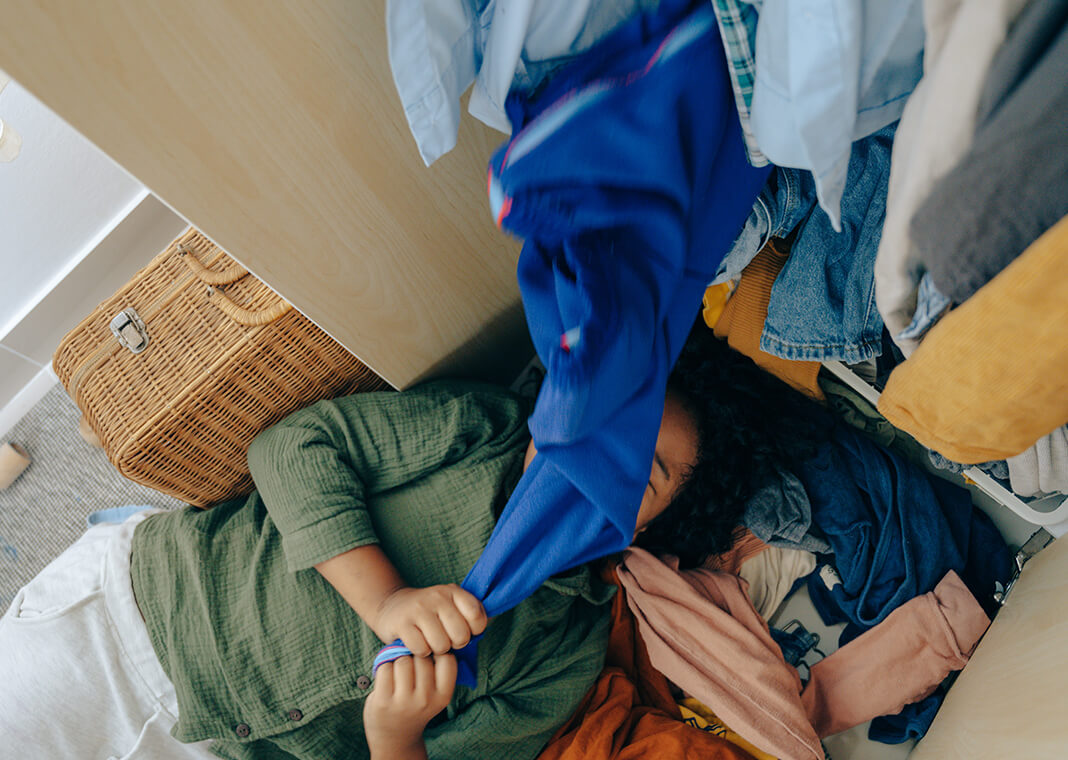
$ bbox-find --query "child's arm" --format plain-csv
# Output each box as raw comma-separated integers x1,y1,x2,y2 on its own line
246,381,522,648
363,654,457,760
315,544,486,655
247,381,529,576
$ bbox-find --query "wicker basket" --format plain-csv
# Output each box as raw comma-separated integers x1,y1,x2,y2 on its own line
53,228,388,506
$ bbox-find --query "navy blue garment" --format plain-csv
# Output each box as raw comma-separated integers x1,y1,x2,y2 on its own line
458,1,768,683
803,424,1012,634
868,692,944,744
801,424,1012,742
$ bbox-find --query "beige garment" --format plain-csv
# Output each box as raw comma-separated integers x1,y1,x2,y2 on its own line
909,527,1068,759
618,547,824,760
878,215,1068,462
873,0,1030,354
738,546,817,620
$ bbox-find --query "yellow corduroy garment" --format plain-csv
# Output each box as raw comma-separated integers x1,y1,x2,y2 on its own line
878,214,1068,462
677,698,779,760
707,241,824,401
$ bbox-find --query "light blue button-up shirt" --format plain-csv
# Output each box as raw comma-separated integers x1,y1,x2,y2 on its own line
749,0,925,229
386,0,654,166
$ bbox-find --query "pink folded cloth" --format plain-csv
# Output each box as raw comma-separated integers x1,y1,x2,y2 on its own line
618,547,824,760
801,569,989,737
619,549,993,756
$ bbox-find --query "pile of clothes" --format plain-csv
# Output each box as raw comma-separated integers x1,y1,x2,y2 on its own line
385,0,1064,752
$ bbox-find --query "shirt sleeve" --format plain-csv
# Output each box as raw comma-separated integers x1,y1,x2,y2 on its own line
246,379,530,572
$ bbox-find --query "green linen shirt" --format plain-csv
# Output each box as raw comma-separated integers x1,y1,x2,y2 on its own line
129,380,614,760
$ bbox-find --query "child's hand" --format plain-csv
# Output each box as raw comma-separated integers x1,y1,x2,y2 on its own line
372,584,487,656
364,654,457,756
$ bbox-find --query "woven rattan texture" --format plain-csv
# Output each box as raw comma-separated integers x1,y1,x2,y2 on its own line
53,229,388,506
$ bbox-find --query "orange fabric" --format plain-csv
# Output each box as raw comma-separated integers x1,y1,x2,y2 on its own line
602,569,680,716
704,528,771,575
710,241,824,401
538,669,756,760
538,569,755,760
879,214,1068,462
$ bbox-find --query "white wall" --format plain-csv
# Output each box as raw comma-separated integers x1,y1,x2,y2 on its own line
0,77,144,335
0,75,188,431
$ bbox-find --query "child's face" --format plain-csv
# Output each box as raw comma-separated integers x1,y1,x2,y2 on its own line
520,391,699,540
633,392,699,538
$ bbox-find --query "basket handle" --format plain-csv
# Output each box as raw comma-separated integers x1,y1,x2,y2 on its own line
205,285,293,326
176,242,293,326
177,243,250,285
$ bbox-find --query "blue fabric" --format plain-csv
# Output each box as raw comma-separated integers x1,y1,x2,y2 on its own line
741,469,831,553
86,505,154,527
868,692,943,744
711,164,817,286
927,450,1010,483
897,273,952,343
749,0,924,230
760,123,896,363
802,424,1013,636
716,124,896,362
425,0,765,686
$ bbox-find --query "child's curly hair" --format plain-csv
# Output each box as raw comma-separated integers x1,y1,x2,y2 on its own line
634,323,834,568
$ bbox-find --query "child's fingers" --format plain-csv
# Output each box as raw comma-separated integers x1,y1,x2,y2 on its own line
449,586,488,636
416,614,453,655
399,624,433,658
434,653,458,697
391,654,416,695
437,603,473,649
412,653,437,697
373,660,394,698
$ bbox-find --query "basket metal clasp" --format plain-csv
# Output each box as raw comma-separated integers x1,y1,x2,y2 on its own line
109,308,150,354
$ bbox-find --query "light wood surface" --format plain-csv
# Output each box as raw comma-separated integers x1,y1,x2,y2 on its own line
910,534,1068,759
0,1,528,388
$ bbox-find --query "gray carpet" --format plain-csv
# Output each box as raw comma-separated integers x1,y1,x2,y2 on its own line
0,384,182,609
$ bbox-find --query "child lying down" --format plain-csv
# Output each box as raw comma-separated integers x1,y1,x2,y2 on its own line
1,334,793,760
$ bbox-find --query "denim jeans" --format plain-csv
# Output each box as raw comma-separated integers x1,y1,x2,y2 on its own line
896,273,951,343
764,123,896,362
711,164,817,286
716,123,896,362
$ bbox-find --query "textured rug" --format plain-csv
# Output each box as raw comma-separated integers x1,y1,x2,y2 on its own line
0,383,182,609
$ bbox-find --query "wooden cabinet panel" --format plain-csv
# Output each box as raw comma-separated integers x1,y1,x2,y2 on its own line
0,1,528,388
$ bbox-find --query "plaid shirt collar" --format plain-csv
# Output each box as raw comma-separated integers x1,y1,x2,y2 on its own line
710,0,768,166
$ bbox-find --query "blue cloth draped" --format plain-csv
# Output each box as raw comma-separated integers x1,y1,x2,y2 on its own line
375,0,770,686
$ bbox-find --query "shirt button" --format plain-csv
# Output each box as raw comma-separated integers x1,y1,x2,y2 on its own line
356,675,371,690
287,709,304,722
235,723,251,738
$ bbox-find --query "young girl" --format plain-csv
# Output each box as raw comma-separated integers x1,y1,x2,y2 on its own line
0,363,714,760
